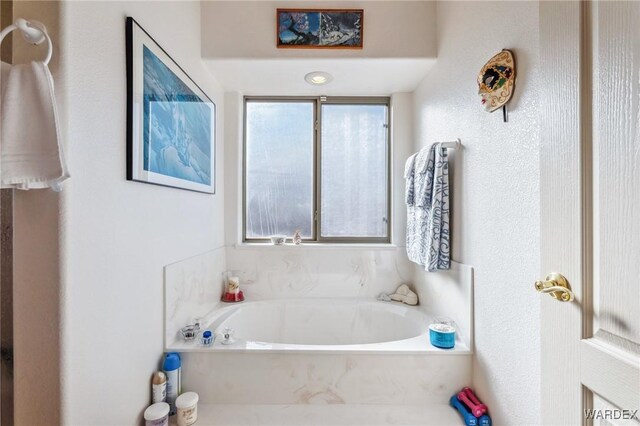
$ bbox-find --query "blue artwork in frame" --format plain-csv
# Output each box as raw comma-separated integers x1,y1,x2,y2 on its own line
126,17,215,193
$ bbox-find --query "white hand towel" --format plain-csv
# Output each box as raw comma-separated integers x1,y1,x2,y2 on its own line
0,61,69,190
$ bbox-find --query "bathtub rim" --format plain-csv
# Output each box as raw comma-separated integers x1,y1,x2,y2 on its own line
166,298,472,355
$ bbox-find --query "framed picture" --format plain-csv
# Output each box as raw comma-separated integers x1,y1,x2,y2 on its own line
277,9,364,49
126,17,215,194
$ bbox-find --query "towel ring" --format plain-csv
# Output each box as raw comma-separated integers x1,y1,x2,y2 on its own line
0,18,52,65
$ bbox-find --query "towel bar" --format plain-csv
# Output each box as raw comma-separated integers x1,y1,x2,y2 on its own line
0,18,53,65
439,139,461,149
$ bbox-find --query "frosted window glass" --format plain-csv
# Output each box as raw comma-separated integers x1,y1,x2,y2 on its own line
245,102,314,239
320,104,388,238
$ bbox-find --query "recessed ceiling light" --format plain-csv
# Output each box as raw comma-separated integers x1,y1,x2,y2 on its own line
305,71,333,86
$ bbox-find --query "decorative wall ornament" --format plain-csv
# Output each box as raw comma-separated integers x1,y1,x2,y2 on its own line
277,9,363,49
126,17,216,193
477,49,516,122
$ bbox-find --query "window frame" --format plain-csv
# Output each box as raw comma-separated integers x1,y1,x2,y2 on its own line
243,95,391,244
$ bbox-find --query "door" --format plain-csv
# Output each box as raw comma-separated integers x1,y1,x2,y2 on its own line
540,1,640,425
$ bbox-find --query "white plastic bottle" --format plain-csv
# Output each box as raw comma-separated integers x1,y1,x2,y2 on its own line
162,353,181,415
175,392,199,426
144,402,169,426
151,371,167,404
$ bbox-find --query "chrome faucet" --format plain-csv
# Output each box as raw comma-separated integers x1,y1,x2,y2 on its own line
221,327,235,345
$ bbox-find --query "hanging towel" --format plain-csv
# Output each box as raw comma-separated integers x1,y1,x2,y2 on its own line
404,152,417,206
406,143,450,271
0,61,68,190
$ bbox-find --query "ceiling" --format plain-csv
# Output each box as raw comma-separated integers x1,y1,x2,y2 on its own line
205,58,436,96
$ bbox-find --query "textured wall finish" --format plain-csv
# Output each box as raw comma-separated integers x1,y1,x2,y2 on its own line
59,2,225,424
10,1,542,423
202,1,436,60
11,2,64,424
0,4,14,424
412,1,540,424
201,3,438,94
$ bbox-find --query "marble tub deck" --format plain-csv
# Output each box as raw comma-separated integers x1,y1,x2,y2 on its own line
169,404,463,425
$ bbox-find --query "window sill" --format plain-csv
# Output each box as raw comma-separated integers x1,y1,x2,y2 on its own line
233,243,402,251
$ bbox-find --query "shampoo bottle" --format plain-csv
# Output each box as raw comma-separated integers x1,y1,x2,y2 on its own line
162,352,181,415
151,371,167,404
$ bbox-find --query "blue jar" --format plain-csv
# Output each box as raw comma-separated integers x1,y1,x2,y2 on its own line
429,323,456,349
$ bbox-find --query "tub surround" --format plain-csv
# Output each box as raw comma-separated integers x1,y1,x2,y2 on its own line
414,262,474,352
164,246,226,349
165,249,473,350
165,248,471,425
165,246,473,351
189,404,461,426
225,245,413,300
164,247,473,353
164,245,413,346
181,351,470,406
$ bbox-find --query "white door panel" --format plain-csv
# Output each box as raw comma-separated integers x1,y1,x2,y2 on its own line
541,1,640,424
591,0,640,352
592,394,640,426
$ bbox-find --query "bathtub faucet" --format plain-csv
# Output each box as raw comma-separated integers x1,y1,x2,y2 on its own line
221,327,235,345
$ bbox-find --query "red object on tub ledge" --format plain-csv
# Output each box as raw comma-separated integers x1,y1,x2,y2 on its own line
222,291,244,303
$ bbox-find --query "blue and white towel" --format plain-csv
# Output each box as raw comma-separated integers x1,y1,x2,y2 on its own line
406,143,450,271
404,153,417,206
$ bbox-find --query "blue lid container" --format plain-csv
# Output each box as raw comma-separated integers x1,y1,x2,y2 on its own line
429,323,456,349
163,352,181,371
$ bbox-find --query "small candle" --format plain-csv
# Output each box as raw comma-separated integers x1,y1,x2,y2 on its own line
227,276,240,294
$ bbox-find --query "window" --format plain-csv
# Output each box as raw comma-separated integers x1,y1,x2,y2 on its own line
244,96,390,243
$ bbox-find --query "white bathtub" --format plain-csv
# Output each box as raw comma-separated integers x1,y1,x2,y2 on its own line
194,298,469,353
179,298,472,407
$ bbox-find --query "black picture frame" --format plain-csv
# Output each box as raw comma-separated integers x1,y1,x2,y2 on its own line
126,17,216,194
276,9,364,49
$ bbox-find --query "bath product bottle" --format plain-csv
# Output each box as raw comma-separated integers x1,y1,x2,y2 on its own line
292,230,302,245
162,352,181,415
175,391,199,426
144,402,170,426
151,371,167,404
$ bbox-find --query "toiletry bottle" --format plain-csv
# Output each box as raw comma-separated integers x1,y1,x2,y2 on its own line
151,371,167,404
292,229,302,245
162,353,181,415
144,402,170,426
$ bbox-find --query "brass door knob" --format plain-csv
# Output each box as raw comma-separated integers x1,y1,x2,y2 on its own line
535,273,574,302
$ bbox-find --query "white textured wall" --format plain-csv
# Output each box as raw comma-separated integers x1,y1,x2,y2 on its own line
412,1,540,424
10,1,541,423
202,1,436,59
11,2,64,424
59,2,224,424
